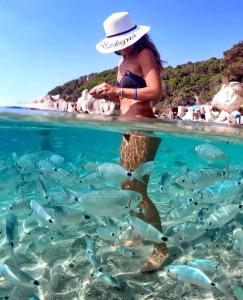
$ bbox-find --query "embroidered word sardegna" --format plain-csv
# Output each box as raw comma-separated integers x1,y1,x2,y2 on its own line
100,33,137,49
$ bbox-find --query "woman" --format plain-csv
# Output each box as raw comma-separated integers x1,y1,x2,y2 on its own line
89,12,168,272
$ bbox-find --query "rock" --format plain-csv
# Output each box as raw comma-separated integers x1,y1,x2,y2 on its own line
77,89,119,116
27,89,119,115
211,82,243,113
26,95,56,110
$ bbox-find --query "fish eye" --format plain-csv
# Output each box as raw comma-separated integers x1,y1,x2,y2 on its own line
239,205,242,208
179,237,183,240
194,202,198,205
74,197,79,202
127,172,132,177
162,236,168,242
33,280,39,286
182,179,185,183
112,233,115,236
54,168,58,172
188,198,192,202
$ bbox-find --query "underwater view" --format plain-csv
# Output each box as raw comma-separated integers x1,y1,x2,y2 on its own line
0,108,242,300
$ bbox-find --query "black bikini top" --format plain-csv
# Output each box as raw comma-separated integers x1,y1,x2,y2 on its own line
116,70,146,88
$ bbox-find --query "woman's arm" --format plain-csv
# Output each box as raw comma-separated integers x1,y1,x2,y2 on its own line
121,48,162,102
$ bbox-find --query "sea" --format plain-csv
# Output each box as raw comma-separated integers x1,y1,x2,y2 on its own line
0,107,242,300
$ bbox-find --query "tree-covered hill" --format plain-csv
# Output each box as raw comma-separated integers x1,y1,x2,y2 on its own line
48,41,243,108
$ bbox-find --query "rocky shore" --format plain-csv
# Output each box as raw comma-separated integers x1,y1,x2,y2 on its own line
27,82,243,124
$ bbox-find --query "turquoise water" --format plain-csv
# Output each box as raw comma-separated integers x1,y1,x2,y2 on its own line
0,108,242,300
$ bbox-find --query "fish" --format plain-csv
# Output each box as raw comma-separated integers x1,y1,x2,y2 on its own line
0,159,9,171
90,270,121,290
38,174,51,201
173,222,205,242
52,205,90,224
6,213,18,251
0,263,39,287
79,172,104,185
130,215,168,244
168,197,200,220
30,199,55,224
233,227,243,255
116,246,135,258
194,143,226,161
204,204,243,229
96,162,132,184
165,264,223,292
173,167,225,189
159,172,171,191
186,258,219,273
96,226,116,242
84,235,101,271
48,154,65,166
197,179,243,204
78,188,142,217
132,161,155,183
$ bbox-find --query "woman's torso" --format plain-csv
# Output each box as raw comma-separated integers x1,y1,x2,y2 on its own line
117,56,155,118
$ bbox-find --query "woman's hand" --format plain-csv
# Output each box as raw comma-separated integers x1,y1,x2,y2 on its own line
89,82,119,99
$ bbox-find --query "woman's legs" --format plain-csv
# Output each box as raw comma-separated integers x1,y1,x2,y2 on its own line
120,133,168,272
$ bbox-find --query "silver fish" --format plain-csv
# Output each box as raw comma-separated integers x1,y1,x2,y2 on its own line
165,264,222,292
84,235,101,270
78,188,142,217
90,270,121,290
173,168,225,189
194,143,226,161
6,213,18,250
130,215,168,244
204,204,243,229
30,199,55,224
187,258,219,273
0,263,39,287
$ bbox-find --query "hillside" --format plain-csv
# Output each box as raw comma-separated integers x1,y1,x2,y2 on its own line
48,41,243,108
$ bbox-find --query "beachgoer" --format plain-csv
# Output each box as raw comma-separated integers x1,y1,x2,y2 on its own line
228,106,243,125
171,107,181,120
199,106,206,121
89,12,168,272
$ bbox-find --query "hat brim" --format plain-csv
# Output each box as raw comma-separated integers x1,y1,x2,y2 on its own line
96,25,150,54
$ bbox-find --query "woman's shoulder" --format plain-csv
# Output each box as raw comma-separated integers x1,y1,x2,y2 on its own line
137,48,157,65
137,48,154,58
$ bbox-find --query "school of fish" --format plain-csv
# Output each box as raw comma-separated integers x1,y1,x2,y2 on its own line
0,141,242,299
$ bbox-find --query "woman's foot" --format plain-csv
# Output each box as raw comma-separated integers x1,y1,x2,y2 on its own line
140,243,168,273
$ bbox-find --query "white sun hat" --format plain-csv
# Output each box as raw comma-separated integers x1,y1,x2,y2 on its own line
96,12,150,54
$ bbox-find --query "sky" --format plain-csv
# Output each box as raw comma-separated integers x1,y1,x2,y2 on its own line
0,0,242,106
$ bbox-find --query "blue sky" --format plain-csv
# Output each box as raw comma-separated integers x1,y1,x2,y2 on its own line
0,0,242,106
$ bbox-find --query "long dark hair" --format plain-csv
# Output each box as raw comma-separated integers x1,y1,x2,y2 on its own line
115,34,163,69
